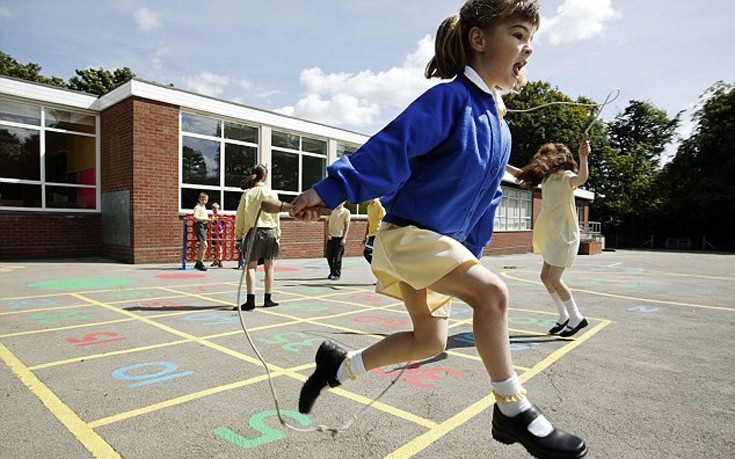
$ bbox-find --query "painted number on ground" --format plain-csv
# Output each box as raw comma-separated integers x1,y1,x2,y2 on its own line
258,332,324,352
66,331,126,347
112,361,193,388
373,361,463,389
214,410,311,448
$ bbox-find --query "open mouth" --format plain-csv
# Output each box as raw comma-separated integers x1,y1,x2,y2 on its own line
513,61,527,77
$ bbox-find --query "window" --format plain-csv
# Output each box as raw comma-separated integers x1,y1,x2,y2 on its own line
0,99,98,210
271,129,327,202
180,112,258,212
494,187,532,231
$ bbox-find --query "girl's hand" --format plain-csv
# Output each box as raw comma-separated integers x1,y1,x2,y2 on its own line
290,188,327,221
579,134,591,159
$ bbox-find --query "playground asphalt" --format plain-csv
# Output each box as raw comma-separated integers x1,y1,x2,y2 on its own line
0,249,733,458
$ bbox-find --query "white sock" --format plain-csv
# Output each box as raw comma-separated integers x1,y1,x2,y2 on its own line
491,373,532,417
550,292,569,323
563,297,584,324
336,349,367,383
492,373,554,437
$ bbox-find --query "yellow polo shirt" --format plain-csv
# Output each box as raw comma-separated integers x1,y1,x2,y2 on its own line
328,206,351,237
235,183,281,239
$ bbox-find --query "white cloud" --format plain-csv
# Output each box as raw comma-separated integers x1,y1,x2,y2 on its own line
276,35,439,131
540,0,621,45
183,71,231,98
134,7,162,31
0,6,12,18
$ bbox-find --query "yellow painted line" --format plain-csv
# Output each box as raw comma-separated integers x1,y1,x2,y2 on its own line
501,272,734,312
331,386,438,429
0,340,120,458
27,319,304,371
385,320,611,458
27,339,191,370
88,370,290,428
0,302,98,316
0,318,134,338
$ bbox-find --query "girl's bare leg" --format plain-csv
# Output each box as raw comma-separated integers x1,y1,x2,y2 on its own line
362,281,448,370
429,262,513,381
263,259,275,294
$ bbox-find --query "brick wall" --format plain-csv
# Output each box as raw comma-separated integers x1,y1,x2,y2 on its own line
100,97,180,263
0,212,101,260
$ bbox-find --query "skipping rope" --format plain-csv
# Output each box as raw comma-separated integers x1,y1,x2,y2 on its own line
507,88,621,134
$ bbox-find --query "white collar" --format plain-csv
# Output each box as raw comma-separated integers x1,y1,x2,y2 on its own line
463,66,507,118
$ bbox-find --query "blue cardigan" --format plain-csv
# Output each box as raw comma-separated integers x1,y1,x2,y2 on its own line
314,73,511,258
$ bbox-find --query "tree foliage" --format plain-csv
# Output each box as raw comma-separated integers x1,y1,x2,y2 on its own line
1,51,134,96
505,81,603,167
0,51,66,88
68,67,136,96
591,101,679,243
655,81,735,249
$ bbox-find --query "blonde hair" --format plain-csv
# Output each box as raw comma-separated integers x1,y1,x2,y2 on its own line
425,0,541,80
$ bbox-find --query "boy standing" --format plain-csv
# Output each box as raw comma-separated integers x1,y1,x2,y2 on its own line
326,202,350,280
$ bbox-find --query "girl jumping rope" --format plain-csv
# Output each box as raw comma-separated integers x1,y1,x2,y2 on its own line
290,1,587,457
506,137,591,337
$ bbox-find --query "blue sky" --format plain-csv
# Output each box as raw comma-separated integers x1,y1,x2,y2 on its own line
2,0,733,159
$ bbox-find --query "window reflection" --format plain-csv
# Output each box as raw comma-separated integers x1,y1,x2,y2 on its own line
46,185,96,209
45,131,96,185
0,126,41,180
182,136,220,185
45,109,96,134
181,113,221,137
272,151,299,191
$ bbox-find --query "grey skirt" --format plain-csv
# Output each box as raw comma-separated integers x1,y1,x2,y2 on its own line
241,227,279,262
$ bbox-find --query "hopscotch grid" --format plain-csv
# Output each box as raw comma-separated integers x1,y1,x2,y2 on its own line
0,277,608,459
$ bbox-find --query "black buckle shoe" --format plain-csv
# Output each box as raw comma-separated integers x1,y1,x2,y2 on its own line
559,318,589,337
232,302,255,311
492,404,587,459
548,320,569,335
298,341,347,414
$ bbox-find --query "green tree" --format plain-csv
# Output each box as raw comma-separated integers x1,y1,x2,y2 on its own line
505,81,606,167
68,67,136,96
0,51,66,88
656,81,735,249
589,101,679,246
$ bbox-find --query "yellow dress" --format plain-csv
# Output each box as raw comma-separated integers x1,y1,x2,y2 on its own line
533,170,580,268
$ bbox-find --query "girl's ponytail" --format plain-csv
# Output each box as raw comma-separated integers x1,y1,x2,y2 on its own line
425,14,466,79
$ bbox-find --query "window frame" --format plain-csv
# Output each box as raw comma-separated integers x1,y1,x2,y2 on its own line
0,97,100,212
179,111,260,213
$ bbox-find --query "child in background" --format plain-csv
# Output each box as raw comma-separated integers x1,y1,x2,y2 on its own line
290,1,586,457
192,192,209,271
235,164,282,310
363,198,385,264
326,202,351,280
210,202,225,268
506,136,591,337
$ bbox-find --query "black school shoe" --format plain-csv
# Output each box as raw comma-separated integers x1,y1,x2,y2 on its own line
492,404,587,459
548,320,569,335
559,319,589,337
298,341,347,414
